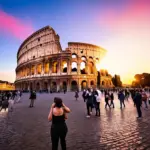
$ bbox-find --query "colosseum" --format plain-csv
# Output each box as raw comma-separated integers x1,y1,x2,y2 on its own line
15,26,113,92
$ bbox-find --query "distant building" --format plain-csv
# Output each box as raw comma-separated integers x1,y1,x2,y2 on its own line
97,69,114,88
0,80,15,91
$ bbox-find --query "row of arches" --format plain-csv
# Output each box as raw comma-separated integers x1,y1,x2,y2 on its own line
17,61,96,79
72,54,99,62
20,80,95,92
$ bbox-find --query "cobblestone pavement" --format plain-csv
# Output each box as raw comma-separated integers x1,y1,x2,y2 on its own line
1,92,150,150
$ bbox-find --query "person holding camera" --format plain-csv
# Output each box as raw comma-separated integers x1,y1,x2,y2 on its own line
48,97,71,150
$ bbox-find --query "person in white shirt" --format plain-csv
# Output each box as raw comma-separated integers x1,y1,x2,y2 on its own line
94,89,102,116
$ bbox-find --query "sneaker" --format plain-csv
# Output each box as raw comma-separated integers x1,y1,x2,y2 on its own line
86,115,90,118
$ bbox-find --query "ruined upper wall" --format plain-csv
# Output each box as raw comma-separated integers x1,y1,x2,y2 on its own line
17,26,62,66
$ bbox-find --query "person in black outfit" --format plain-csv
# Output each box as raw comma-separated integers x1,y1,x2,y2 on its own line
86,88,94,117
82,89,87,102
29,91,36,107
105,91,111,108
48,97,70,150
110,92,115,108
134,91,142,118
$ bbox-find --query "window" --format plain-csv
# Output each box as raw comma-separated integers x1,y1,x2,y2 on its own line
33,56,35,59
40,44,42,47
38,38,40,42
80,50,83,53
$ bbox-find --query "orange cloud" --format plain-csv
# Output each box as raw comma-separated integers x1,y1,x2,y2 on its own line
0,10,34,40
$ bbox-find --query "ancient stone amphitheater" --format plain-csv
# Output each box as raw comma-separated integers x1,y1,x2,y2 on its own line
15,26,113,92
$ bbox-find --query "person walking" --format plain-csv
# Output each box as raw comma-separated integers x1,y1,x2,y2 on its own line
94,89,101,116
134,91,142,118
48,97,70,150
75,90,79,101
118,91,125,109
110,92,115,108
29,90,36,108
82,89,87,102
105,91,111,109
86,88,94,118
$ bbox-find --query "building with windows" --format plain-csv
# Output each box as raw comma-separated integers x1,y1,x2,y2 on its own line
15,26,113,91
0,80,15,91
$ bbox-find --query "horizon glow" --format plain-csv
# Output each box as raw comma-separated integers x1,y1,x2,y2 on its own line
0,0,150,84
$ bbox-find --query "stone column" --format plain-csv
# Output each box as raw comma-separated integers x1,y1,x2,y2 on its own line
86,61,89,74
60,58,62,75
41,62,44,75
67,80,70,91
57,80,60,91
49,61,52,75
78,79,81,91
27,82,30,91
77,62,80,75
58,60,61,75
48,80,50,92
67,59,71,75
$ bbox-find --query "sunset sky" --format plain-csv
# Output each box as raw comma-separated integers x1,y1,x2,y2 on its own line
0,0,150,84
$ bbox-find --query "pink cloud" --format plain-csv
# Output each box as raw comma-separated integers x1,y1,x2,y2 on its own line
99,0,150,30
0,10,34,40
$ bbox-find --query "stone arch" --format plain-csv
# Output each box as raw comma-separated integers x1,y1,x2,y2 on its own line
44,82,48,91
71,80,78,91
102,81,105,86
72,53,77,58
90,80,94,86
25,82,28,91
89,56,93,61
62,60,67,73
96,58,99,62
36,82,40,91
63,81,67,90
89,61,94,74
30,82,33,91
26,67,30,76
52,61,58,73
51,81,57,92
44,62,49,74
81,56,87,61
37,64,42,74
81,80,87,90
31,65,35,75
72,62,77,72
80,61,86,74
105,70,109,76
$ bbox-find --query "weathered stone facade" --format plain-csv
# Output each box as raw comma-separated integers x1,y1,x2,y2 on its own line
15,26,108,91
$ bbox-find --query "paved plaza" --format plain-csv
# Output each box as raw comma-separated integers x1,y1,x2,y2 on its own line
1,92,150,150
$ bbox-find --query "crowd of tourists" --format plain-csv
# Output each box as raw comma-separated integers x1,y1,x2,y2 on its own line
78,88,150,119
1,88,150,150
0,90,22,112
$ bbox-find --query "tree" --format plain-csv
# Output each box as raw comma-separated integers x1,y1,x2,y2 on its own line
132,73,150,87
112,75,122,87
